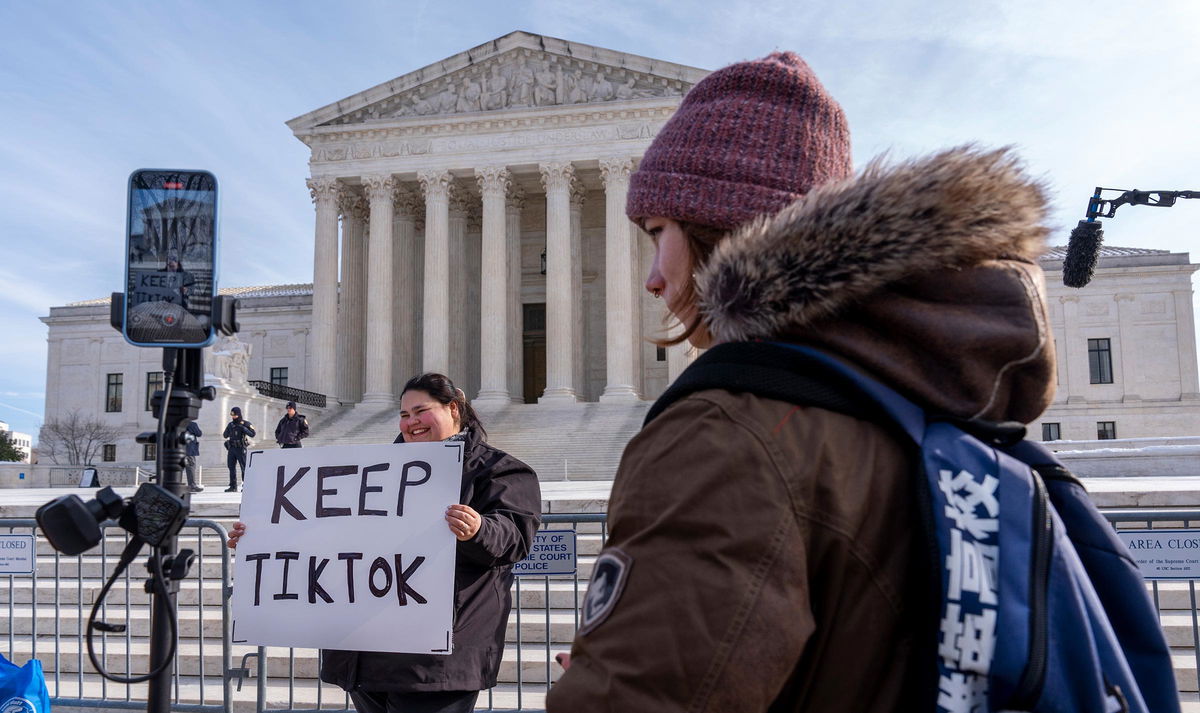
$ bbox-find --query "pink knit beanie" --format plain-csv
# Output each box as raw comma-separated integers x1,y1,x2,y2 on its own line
627,52,852,230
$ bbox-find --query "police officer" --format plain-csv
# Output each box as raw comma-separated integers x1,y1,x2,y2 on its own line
183,420,204,493
274,401,309,449
222,406,255,492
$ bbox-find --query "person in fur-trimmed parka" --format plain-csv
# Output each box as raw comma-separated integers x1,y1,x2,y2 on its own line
547,53,1055,712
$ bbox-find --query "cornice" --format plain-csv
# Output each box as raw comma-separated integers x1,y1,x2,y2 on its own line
296,101,677,145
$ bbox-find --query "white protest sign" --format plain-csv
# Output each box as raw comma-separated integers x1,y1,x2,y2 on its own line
231,442,463,654
0,535,35,575
1117,529,1200,580
514,530,576,576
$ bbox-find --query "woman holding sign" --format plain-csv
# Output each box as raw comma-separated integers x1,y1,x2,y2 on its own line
230,373,541,713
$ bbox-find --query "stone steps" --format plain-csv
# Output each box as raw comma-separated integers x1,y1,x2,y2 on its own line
303,401,650,481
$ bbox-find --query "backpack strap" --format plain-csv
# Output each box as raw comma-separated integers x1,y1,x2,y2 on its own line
646,341,915,435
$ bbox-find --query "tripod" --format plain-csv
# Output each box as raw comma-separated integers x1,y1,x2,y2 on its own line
136,347,215,713
101,290,235,713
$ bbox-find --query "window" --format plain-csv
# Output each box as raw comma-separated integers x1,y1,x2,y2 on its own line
145,371,163,411
1088,338,1113,384
270,367,289,387
105,373,123,412
143,444,157,461
1041,423,1061,441
1097,421,1117,440
656,346,667,362
102,444,116,462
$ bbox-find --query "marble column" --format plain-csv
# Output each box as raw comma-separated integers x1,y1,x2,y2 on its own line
539,162,579,402
1114,293,1140,401
336,189,368,403
1174,290,1200,398
476,167,513,403
419,170,453,375
392,188,423,396
506,187,526,403
362,174,397,403
599,158,640,402
448,185,471,391
631,214,647,395
569,181,586,398
307,176,341,400
1059,295,1081,403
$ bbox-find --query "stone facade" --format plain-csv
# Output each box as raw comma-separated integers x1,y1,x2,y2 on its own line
39,286,317,470
290,31,708,406
1038,246,1200,440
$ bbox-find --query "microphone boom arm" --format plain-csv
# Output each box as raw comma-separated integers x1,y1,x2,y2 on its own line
1087,187,1200,220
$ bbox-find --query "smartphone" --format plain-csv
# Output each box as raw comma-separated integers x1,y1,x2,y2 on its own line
123,169,219,347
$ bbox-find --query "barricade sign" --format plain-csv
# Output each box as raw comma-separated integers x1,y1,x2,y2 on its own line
1117,529,1200,580
231,442,462,654
0,534,35,574
514,529,576,576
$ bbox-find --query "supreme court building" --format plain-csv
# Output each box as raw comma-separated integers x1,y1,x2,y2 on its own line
293,31,708,407
38,32,1200,473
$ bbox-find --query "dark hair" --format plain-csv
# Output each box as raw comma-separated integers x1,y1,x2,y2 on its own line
401,373,487,441
654,220,730,347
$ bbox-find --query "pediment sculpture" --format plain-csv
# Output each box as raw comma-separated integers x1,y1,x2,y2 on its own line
322,49,691,126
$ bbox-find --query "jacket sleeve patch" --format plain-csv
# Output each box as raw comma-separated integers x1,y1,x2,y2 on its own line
578,548,632,636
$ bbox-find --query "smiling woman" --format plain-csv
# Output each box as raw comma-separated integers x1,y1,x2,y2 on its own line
315,371,540,713
225,371,541,712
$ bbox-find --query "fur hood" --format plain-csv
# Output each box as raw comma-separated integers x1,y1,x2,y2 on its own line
696,146,1057,422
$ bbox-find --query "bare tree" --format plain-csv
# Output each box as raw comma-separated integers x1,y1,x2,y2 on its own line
38,410,122,465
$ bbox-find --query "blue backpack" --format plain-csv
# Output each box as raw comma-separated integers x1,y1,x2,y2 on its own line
646,342,1179,713
0,654,51,713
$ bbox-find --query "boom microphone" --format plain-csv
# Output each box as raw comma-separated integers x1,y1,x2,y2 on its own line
1062,220,1104,288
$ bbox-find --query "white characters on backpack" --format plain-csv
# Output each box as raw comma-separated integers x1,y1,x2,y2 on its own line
939,469,999,540
936,469,1001,713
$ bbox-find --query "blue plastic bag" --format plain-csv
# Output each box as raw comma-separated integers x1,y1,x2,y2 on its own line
0,653,50,713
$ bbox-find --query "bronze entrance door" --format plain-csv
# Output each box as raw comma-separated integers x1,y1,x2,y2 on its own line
522,302,546,403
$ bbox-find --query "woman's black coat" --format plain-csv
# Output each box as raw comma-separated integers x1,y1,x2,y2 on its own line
320,428,542,693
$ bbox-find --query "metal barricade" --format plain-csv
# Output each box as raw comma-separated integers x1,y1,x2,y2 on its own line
1,518,233,713
1102,508,1200,702
249,513,607,713
7,507,1195,710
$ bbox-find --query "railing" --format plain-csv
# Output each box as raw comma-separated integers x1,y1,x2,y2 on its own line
45,465,147,487
4,508,1194,711
246,513,607,713
247,382,327,409
1,518,233,713
1102,507,1200,701
2,513,602,713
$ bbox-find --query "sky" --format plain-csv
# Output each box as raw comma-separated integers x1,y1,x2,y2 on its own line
1,0,1198,442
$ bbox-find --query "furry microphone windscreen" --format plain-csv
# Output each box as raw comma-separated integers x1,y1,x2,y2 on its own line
1063,220,1104,288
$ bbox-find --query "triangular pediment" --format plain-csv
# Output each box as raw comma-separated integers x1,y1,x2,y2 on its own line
288,31,708,132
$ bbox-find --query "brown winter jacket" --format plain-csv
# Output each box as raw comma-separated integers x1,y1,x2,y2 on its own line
547,147,1056,712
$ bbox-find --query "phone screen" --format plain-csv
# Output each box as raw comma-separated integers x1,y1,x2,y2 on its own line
123,170,218,346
